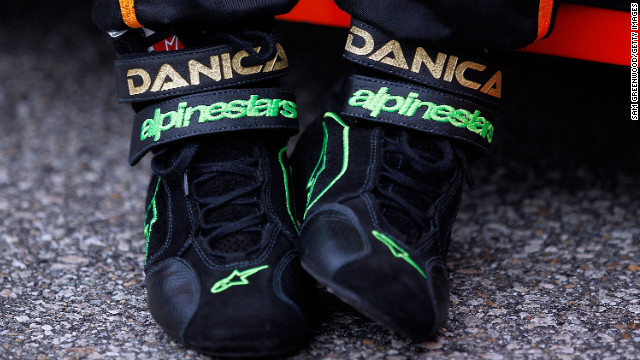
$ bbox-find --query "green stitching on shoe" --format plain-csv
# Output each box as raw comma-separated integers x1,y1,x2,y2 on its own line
372,230,427,279
210,265,269,294
143,177,161,265
305,120,328,211
304,112,350,219
278,146,299,234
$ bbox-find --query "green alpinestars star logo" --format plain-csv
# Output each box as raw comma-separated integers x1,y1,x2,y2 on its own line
210,265,269,294
143,178,161,264
372,230,427,279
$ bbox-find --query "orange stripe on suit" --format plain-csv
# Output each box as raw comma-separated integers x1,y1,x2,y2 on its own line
119,0,143,28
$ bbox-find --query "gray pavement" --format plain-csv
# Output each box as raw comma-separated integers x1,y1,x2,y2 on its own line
1,1,639,359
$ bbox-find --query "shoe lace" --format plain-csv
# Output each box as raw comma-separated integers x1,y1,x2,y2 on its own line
375,128,471,244
151,139,268,258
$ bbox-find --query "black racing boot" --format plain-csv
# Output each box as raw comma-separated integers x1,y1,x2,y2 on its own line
113,25,314,357
294,19,505,341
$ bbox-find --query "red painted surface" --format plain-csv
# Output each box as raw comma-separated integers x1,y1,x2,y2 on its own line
278,1,629,66
522,4,628,66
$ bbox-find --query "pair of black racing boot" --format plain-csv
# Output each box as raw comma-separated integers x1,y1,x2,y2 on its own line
112,19,502,357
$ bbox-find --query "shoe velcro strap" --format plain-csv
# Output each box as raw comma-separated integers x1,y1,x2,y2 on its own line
343,19,506,107
116,41,289,103
341,75,494,153
129,88,298,165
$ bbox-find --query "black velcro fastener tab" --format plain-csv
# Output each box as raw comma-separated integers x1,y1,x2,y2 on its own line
116,42,289,103
343,19,506,106
129,88,298,165
341,75,495,153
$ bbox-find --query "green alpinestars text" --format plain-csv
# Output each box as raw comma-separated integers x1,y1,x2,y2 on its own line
348,86,493,143
140,95,297,142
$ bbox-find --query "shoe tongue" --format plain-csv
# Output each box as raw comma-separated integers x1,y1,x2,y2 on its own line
206,203,266,262
403,129,448,163
195,139,257,162
378,130,456,244
192,141,256,195
382,130,449,195
208,228,264,260
191,139,267,260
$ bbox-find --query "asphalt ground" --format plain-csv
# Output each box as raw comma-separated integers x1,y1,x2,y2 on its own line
0,1,639,359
